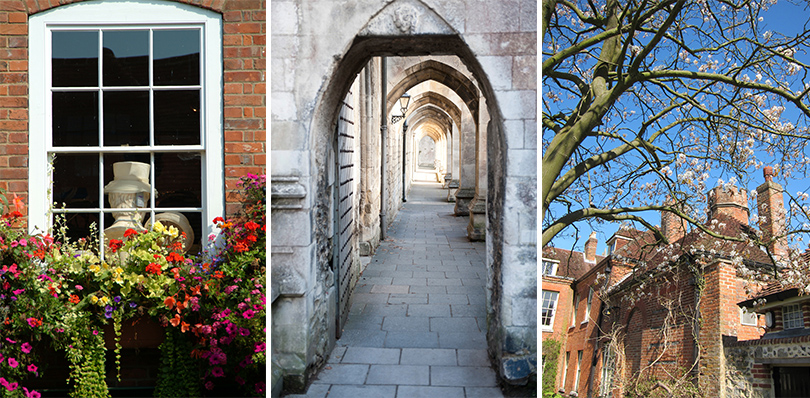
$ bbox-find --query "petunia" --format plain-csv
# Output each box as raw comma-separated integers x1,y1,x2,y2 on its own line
211,367,225,378
27,363,37,373
254,342,265,353
242,309,255,319
20,342,31,353
205,381,215,390
8,357,18,368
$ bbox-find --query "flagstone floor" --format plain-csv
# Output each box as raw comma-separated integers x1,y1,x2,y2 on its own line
284,181,503,398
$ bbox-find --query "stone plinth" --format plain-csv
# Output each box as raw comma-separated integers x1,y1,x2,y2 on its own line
467,195,486,241
454,187,475,216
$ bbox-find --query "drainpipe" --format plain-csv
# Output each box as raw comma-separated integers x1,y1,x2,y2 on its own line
402,120,408,203
380,57,387,241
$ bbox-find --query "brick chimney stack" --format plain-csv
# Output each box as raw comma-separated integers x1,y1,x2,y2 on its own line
757,166,786,257
584,232,598,263
661,198,686,243
707,185,749,225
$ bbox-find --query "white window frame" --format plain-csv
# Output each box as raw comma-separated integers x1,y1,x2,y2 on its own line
741,307,758,326
29,0,224,243
563,351,570,391
541,290,559,330
584,287,594,324
542,258,559,276
782,304,803,330
574,350,583,393
600,346,615,397
571,292,579,327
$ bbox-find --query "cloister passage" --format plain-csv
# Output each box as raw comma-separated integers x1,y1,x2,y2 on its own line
284,181,503,398
270,0,537,394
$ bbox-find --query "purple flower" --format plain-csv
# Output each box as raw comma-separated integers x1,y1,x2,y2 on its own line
113,296,122,303
205,381,214,390
129,302,138,308
20,342,31,353
239,328,250,337
211,367,225,377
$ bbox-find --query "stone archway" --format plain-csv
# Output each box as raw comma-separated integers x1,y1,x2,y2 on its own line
271,0,537,388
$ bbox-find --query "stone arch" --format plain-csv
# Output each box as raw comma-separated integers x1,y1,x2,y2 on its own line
406,91,462,129
387,59,479,122
301,0,523,384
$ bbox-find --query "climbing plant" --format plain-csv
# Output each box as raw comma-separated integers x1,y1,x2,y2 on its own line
542,337,562,398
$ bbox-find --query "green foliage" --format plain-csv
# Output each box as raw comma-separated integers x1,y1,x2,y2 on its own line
65,317,109,398
154,328,201,398
542,338,562,398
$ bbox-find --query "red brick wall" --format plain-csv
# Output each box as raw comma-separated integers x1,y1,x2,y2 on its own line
542,276,573,392
0,0,265,220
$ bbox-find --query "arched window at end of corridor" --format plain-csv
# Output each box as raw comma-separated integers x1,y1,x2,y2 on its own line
28,1,224,253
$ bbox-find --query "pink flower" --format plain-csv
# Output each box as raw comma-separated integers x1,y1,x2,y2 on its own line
27,363,37,373
8,357,18,368
6,381,18,392
75,285,83,291
12,289,23,295
21,342,31,353
242,309,255,319
23,387,41,398
204,381,214,390
211,367,225,378
254,342,265,353
92,330,98,335
254,382,265,394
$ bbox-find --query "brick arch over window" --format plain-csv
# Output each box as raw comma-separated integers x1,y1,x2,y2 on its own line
18,0,264,218
386,60,479,122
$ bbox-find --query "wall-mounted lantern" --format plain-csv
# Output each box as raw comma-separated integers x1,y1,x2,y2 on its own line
391,92,411,124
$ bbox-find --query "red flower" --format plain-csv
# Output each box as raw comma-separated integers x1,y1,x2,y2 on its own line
145,263,162,275
123,229,138,238
164,296,176,310
69,295,80,304
26,318,42,328
212,217,225,225
213,271,224,279
165,252,184,263
108,239,123,253
244,221,260,231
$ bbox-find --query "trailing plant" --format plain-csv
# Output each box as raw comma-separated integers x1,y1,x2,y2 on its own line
64,317,109,398
154,327,200,397
542,338,562,398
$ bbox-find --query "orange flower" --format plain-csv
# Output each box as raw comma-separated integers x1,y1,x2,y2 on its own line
169,314,181,327
181,321,190,333
213,271,224,279
190,285,202,296
69,294,80,304
164,296,176,310
12,194,25,214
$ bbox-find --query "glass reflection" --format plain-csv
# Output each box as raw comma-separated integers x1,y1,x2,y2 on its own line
52,153,99,208
155,90,200,145
52,31,99,87
103,91,149,146
53,92,98,147
103,30,148,87
154,30,200,86
154,152,202,208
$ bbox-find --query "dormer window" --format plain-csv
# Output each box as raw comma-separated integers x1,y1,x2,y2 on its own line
542,259,559,276
783,304,803,330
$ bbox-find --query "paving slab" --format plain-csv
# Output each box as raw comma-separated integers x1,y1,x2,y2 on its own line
370,284,410,294
407,303,451,317
457,349,490,366
326,385,397,398
382,316,430,332
366,364,430,385
396,385,465,398
465,386,506,397
387,293,428,304
311,364,369,384
341,347,401,364
385,331,440,348
400,348,457,365
430,366,499,387
438,332,488,349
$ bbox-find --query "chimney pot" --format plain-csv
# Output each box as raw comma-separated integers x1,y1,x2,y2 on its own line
585,232,598,263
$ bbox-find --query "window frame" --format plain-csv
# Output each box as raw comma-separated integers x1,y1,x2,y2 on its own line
542,258,559,276
541,290,559,330
741,307,758,326
600,346,615,397
574,349,583,392
584,287,594,324
29,0,224,244
571,292,579,327
782,303,803,330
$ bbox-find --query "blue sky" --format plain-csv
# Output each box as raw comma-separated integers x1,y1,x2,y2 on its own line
544,1,810,256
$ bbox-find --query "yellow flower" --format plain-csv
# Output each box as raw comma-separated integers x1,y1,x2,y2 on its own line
89,263,101,273
167,225,179,239
99,296,109,305
112,267,124,276
114,276,124,285
90,296,99,304
153,221,165,234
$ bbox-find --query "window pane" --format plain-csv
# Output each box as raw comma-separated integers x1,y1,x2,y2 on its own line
103,30,148,87
52,31,98,87
53,154,99,208
155,152,202,208
103,153,151,209
53,92,99,147
103,91,149,146
53,212,99,244
154,90,200,145
153,29,200,86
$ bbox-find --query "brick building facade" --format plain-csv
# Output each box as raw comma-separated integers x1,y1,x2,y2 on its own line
542,171,797,397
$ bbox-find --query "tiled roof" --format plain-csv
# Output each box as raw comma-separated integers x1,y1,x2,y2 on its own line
542,246,604,279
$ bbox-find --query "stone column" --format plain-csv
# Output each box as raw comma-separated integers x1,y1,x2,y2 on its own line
467,110,489,241
447,122,460,202
454,110,476,215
